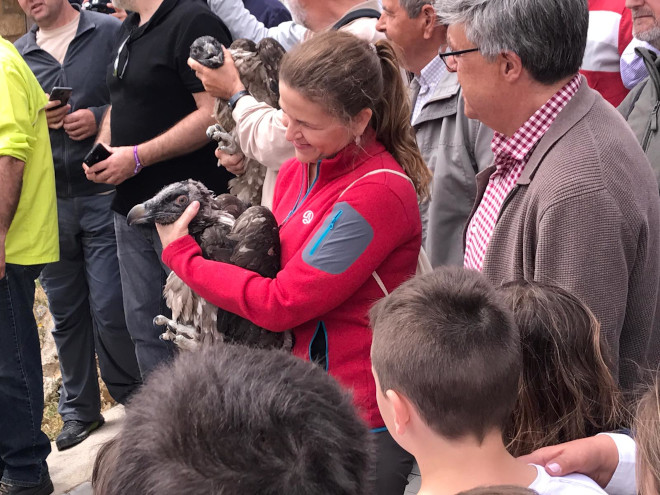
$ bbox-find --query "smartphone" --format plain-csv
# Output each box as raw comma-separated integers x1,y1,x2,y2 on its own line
83,143,111,166
49,86,73,109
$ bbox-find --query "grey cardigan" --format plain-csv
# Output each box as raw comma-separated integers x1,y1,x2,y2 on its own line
415,70,493,267
472,78,660,390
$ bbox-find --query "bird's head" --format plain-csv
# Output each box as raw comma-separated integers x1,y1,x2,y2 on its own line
126,180,216,230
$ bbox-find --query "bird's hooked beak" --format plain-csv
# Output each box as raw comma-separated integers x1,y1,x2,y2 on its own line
126,203,149,226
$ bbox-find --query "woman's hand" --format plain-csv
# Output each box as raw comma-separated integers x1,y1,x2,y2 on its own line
156,201,200,250
187,47,246,100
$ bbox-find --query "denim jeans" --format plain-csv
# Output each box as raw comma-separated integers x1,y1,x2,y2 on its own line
114,213,174,378
0,263,51,487
40,194,141,422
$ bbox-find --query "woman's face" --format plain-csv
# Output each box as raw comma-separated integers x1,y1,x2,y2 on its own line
279,82,355,164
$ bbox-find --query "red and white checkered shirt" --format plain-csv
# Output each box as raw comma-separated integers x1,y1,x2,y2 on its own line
464,75,582,271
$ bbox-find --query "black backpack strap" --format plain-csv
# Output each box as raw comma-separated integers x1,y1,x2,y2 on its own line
332,8,381,30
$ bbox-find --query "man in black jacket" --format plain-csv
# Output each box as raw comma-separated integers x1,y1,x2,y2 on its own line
15,0,141,451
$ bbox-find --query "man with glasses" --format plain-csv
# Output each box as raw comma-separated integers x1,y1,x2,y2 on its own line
83,0,232,379
376,0,492,267
435,0,660,391
15,0,142,452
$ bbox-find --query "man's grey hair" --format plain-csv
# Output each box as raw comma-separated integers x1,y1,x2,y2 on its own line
433,0,588,85
400,0,432,18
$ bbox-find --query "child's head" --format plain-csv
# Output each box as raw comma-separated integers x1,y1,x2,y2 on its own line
278,30,431,199
635,377,660,495
369,267,521,447
497,280,624,457
93,345,372,495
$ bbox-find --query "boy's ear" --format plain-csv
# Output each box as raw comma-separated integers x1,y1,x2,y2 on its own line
385,389,411,436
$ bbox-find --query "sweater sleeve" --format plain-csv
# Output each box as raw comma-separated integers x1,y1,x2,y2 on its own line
232,95,294,169
162,180,417,332
534,189,633,383
206,0,306,51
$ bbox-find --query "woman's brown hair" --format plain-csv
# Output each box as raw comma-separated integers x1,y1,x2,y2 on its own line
636,377,660,495
498,280,627,457
278,30,431,199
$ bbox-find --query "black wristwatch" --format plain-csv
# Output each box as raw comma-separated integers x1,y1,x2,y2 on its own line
227,89,250,111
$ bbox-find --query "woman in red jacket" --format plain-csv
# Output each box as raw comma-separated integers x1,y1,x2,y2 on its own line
157,30,431,494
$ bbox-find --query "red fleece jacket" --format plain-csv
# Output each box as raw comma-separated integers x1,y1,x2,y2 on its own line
162,136,421,428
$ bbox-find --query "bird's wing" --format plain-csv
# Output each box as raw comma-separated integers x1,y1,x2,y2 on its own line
228,206,280,278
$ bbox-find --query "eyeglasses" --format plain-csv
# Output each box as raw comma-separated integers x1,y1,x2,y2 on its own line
113,36,130,79
439,47,480,71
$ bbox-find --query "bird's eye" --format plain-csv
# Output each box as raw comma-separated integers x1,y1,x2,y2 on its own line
175,195,189,206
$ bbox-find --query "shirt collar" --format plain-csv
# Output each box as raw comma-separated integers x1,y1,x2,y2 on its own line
491,74,582,165
416,55,445,89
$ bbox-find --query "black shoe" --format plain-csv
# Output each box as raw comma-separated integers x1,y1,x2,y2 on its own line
0,476,54,495
55,416,105,451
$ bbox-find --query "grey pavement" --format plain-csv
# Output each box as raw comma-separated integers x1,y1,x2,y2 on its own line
49,405,124,495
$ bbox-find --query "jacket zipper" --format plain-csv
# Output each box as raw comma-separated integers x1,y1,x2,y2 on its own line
642,100,660,151
309,210,343,255
281,160,321,227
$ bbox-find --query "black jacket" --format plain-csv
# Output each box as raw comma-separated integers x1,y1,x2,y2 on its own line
15,8,119,197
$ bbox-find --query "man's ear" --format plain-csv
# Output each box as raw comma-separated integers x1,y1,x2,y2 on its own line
420,4,437,40
499,51,523,82
385,389,412,436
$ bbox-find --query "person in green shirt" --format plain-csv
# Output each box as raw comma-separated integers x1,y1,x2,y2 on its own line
0,36,58,495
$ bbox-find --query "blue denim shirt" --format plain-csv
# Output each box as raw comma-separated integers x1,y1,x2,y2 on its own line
14,8,120,198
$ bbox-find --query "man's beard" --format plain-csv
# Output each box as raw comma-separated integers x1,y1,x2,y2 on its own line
112,0,135,12
286,0,309,28
632,7,660,49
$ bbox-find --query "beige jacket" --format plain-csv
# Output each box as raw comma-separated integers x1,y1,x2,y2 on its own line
232,1,384,209
472,80,660,390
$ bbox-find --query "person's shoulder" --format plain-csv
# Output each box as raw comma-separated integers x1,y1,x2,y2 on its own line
82,8,120,27
12,33,30,52
1,38,25,67
528,465,607,495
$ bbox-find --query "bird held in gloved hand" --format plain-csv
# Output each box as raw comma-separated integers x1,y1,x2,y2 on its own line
189,36,286,207
126,179,291,351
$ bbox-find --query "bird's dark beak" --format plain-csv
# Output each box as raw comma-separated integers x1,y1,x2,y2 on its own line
126,203,149,226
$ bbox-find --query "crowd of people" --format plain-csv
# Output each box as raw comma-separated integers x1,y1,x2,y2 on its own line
1,0,660,494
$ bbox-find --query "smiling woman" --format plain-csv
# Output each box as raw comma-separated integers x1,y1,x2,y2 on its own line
157,30,431,495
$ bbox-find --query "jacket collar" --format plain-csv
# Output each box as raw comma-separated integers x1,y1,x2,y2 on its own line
516,75,595,185
302,128,386,185
411,70,461,126
19,6,94,56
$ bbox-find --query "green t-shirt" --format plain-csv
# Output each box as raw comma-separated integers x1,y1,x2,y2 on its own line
0,37,58,265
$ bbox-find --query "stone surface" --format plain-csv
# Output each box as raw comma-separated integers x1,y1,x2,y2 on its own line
0,0,28,41
49,405,125,495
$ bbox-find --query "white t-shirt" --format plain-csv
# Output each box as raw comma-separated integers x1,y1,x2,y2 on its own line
36,14,79,64
528,465,607,494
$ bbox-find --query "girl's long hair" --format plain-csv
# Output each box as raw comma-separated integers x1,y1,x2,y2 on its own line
498,280,627,457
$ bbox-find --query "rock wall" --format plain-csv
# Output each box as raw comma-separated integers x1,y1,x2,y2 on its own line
1,0,28,42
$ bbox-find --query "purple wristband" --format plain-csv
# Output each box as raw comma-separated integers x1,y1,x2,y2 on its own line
133,145,143,175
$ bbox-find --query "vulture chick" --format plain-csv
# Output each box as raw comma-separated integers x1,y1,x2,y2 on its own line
190,36,286,207
126,179,290,351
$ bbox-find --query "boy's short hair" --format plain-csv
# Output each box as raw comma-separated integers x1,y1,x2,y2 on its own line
370,267,521,442
93,345,372,495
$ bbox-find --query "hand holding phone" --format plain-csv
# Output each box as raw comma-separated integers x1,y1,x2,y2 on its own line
49,86,73,109
83,143,112,166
